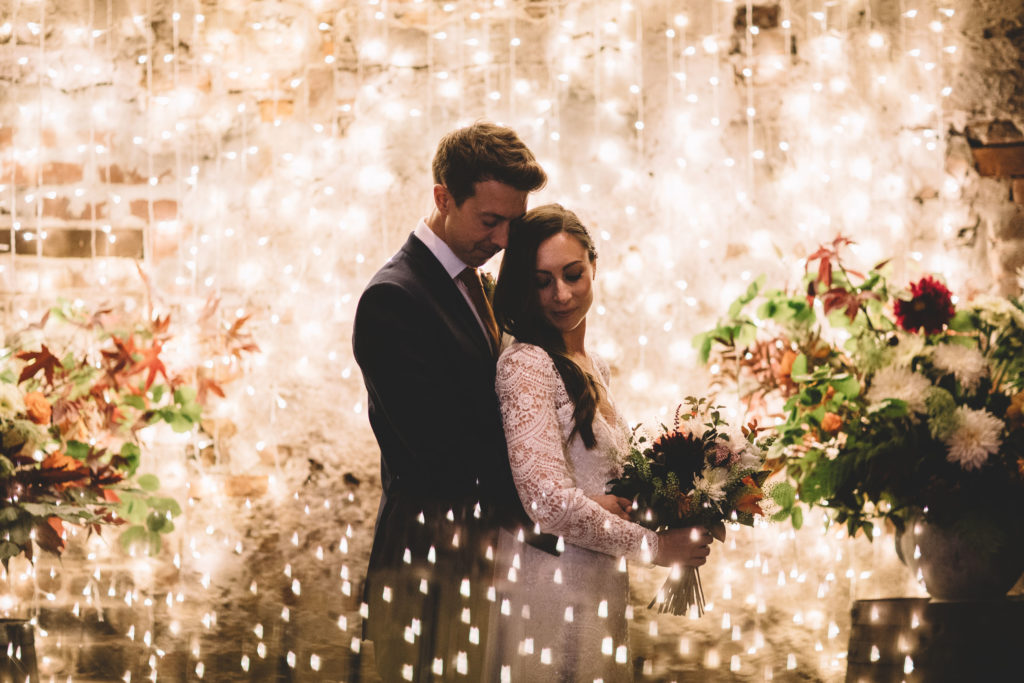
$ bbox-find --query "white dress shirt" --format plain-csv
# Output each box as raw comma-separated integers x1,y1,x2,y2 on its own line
412,219,494,339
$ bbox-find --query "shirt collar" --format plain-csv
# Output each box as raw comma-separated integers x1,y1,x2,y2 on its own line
413,219,471,279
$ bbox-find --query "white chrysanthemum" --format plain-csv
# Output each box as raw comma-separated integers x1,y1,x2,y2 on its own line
971,294,1024,330
695,467,729,502
887,331,927,367
865,365,932,414
944,406,1003,470
0,383,26,419
930,343,988,393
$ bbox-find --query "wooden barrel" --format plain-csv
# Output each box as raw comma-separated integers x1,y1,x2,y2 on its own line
845,597,1023,682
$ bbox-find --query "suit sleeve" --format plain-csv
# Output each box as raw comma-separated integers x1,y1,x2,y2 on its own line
353,279,492,495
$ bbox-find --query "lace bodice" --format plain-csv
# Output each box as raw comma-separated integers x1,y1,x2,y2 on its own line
495,342,658,561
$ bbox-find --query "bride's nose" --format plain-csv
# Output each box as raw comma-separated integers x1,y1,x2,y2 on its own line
553,279,572,302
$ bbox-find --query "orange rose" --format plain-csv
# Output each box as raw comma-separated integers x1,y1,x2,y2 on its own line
821,412,842,433
1007,392,1024,429
24,391,51,425
776,350,797,380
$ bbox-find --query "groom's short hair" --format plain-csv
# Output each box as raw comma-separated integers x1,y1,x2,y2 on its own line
432,121,547,206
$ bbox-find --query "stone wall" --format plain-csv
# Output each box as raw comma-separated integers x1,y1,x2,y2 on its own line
1,1,1023,680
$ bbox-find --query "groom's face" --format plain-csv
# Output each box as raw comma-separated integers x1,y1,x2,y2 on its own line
437,180,528,267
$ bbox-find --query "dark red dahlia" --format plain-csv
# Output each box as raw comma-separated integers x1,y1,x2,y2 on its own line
651,430,706,492
893,276,955,334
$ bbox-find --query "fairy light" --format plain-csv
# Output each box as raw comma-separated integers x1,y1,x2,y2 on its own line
0,0,986,678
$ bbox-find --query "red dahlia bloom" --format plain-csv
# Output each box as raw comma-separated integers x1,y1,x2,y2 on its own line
893,276,955,334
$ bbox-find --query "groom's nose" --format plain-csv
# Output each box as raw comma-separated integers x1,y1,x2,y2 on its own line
491,221,510,250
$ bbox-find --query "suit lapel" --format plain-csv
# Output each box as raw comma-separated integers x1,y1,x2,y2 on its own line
399,235,495,358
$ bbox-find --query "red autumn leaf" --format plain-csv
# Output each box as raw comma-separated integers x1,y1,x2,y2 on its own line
103,488,121,503
736,476,765,516
16,344,63,385
132,341,169,390
38,452,91,488
150,314,171,339
102,335,138,379
43,517,67,554
196,375,226,405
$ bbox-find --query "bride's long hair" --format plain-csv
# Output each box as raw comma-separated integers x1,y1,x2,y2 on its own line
493,203,601,448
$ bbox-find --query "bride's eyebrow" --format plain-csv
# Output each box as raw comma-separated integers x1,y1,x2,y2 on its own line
536,260,585,274
535,260,584,275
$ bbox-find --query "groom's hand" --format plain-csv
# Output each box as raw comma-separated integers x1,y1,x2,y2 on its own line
653,526,713,567
591,494,632,520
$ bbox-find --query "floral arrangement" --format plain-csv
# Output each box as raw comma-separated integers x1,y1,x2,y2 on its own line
607,397,784,616
1,295,258,567
695,236,1024,553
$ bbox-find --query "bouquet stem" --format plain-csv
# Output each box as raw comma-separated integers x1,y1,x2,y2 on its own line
649,565,705,617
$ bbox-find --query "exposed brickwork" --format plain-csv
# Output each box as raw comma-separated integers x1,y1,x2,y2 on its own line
972,143,1024,177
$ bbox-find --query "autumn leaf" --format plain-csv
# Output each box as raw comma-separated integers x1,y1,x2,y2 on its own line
16,344,63,385
132,341,169,390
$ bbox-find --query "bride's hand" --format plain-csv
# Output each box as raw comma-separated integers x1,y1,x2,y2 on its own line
653,526,713,567
591,494,632,520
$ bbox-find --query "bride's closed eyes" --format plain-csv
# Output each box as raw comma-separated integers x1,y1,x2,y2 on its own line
535,264,585,289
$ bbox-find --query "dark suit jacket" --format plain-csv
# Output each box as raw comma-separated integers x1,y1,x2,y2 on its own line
353,233,550,592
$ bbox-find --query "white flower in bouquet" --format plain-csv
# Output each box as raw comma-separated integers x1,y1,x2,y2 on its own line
888,331,927,367
0,383,26,419
695,466,729,502
943,406,1003,470
930,343,988,393
971,294,1024,330
865,365,932,414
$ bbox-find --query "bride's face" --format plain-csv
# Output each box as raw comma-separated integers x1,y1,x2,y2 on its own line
534,231,596,336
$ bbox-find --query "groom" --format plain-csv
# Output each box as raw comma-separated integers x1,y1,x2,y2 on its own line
352,122,551,682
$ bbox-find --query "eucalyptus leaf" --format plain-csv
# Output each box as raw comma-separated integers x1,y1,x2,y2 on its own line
136,473,160,492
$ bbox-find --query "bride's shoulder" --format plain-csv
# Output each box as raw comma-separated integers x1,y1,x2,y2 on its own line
590,351,612,384
496,342,558,379
498,341,550,367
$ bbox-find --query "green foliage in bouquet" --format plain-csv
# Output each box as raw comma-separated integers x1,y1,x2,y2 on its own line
607,397,791,615
695,236,1024,548
608,397,788,539
0,296,256,567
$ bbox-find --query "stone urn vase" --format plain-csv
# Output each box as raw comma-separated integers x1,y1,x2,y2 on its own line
895,510,1024,601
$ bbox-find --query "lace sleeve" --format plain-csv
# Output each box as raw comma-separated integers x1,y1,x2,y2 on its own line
496,344,657,562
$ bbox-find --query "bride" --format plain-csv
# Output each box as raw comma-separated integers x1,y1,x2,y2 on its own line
488,204,713,681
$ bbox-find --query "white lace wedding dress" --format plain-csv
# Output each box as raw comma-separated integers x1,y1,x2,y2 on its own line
489,342,659,682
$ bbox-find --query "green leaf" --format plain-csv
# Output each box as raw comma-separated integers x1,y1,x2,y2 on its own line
790,353,808,381
146,511,174,533
0,540,23,561
136,473,160,492
770,482,796,509
150,384,166,403
117,494,149,525
166,413,193,433
66,440,91,461
735,321,758,348
693,332,714,365
948,310,976,332
0,506,23,523
832,375,861,399
120,442,141,474
790,506,804,530
173,386,197,405
122,394,146,410
148,497,182,517
119,525,148,552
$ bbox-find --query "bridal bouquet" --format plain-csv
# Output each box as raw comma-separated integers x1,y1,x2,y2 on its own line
695,236,1024,549
607,397,782,616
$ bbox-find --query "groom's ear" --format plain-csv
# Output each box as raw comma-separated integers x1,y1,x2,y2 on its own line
432,184,451,216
